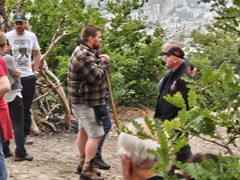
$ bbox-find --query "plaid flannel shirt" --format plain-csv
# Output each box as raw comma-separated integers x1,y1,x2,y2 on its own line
68,44,109,106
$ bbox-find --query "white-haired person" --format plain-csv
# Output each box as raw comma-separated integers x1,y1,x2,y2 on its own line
118,132,163,180
154,46,193,175
162,40,196,77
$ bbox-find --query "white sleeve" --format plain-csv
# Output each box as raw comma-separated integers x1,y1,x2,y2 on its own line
32,33,40,50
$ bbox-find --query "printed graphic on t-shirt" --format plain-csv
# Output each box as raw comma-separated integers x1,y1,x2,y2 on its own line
13,39,31,67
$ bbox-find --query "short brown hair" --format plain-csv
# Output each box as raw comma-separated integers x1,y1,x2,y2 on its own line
0,31,6,47
81,25,101,43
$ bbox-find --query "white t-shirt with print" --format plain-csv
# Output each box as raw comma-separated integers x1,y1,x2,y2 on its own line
6,30,40,77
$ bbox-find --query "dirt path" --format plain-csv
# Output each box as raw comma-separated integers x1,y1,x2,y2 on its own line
6,131,122,180
5,107,239,180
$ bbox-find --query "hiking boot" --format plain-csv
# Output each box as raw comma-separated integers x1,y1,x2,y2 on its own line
80,171,104,180
80,159,104,180
77,165,101,176
94,156,110,170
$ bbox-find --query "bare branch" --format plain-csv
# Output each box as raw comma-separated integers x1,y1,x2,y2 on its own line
40,14,70,62
45,104,61,120
33,83,63,103
42,121,57,132
189,131,234,155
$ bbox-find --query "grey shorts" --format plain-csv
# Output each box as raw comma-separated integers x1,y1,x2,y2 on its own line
71,104,104,138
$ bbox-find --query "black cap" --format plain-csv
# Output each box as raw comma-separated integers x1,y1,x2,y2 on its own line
161,47,185,59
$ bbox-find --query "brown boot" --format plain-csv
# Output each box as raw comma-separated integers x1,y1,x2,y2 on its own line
77,156,101,176
80,159,104,180
78,165,102,176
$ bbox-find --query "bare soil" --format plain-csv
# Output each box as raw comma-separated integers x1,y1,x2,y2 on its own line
5,107,239,180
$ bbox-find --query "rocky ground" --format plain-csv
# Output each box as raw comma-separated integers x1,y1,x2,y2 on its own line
5,107,240,180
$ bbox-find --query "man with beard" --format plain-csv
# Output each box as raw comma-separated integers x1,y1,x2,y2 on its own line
75,40,111,173
4,12,41,141
68,25,110,180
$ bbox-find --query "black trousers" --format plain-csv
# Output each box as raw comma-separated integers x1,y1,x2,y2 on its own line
3,96,26,157
21,75,36,136
175,144,192,163
175,130,192,163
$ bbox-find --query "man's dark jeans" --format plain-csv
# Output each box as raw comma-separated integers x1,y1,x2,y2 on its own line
3,96,26,157
21,75,36,136
96,107,112,157
96,95,112,157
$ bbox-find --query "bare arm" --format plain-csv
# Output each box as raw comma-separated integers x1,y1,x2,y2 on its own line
33,49,41,75
0,75,11,96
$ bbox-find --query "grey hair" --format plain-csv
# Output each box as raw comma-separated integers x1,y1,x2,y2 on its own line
165,40,182,48
118,132,159,168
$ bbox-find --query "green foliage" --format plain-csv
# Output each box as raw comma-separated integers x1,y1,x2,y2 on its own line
121,115,189,179
198,64,239,110
54,55,69,88
5,0,164,108
121,61,240,178
182,155,240,180
190,29,240,71
100,0,164,107
4,1,240,179
164,92,187,110
6,0,106,80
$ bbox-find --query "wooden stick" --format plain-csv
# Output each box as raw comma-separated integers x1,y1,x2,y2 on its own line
106,74,120,133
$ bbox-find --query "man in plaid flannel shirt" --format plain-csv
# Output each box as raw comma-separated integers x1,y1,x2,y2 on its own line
68,25,110,180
